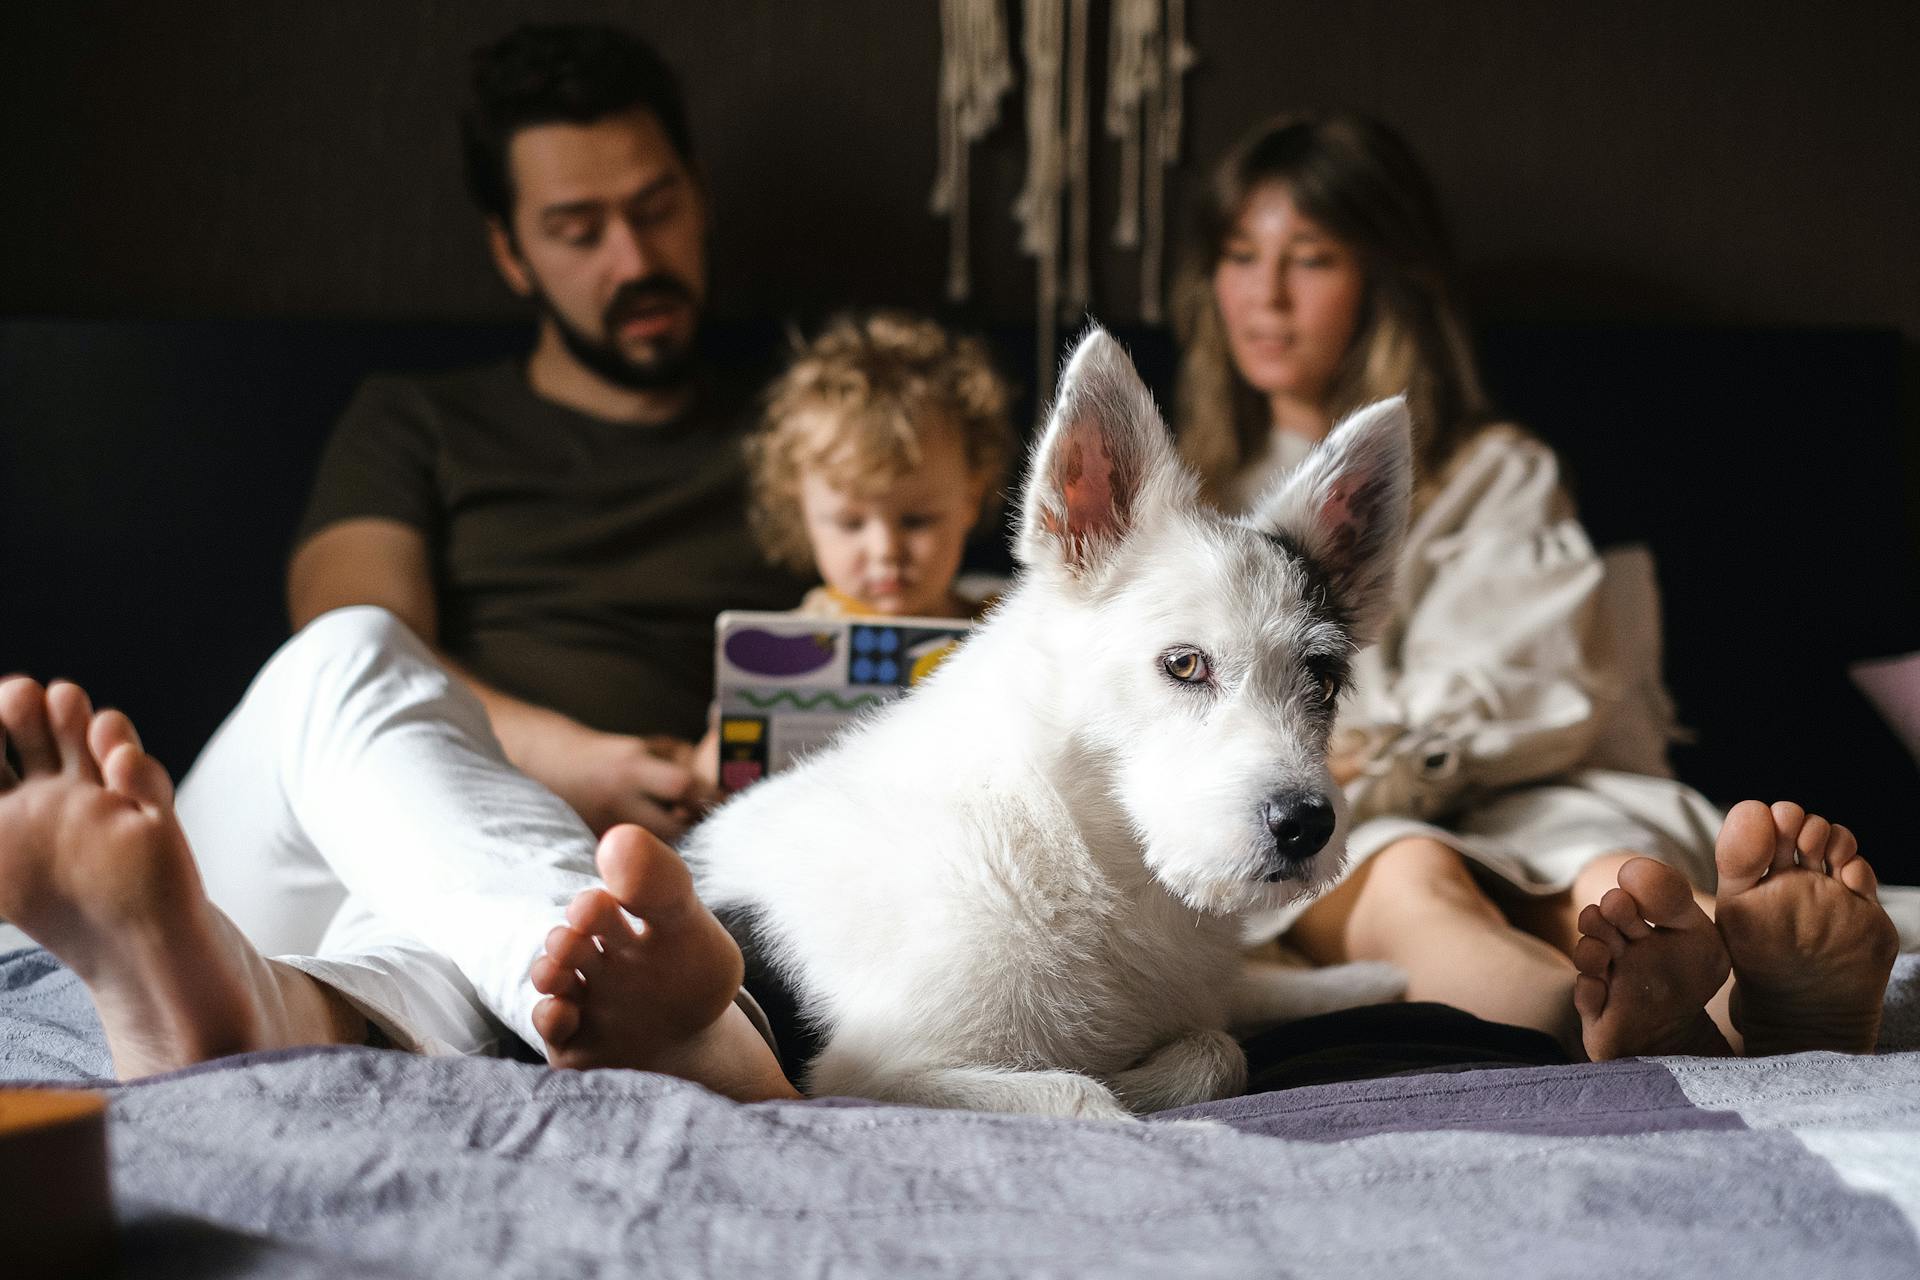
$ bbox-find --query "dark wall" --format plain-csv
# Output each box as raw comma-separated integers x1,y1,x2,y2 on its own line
3,4,1919,871
3,1,1916,338
7,2,1916,540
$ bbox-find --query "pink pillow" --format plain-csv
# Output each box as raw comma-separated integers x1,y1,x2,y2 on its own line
1851,651,1920,769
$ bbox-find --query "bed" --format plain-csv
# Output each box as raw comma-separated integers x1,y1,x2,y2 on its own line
4,940,1917,1278
5,316,1917,1276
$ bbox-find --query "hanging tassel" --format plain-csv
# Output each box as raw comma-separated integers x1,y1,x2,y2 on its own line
1015,0,1067,399
1146,0,1197,323
1061,0,1093,323
1163,0,1197,168
936,0,1197,364
1105,0,1156,253
931,0,1013,303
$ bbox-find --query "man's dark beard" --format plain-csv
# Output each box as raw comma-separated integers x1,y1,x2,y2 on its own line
535,275,701,393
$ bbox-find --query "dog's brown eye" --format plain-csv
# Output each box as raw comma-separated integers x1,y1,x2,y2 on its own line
1163,650,1210,684
1317,672,1342,702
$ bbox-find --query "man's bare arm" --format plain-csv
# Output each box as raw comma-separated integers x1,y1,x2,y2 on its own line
287,519,711,837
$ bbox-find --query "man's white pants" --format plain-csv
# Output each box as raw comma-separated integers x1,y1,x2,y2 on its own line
177,606,600,1056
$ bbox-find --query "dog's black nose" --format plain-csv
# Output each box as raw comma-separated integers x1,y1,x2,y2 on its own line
1260,792,1335,879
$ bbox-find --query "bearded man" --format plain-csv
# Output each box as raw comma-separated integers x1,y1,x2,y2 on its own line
288,24,801,846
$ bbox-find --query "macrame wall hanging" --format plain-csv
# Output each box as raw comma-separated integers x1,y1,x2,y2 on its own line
933,0,1195,400
931,0,1014,305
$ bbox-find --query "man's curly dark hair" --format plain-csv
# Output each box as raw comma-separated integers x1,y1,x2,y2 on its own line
460,23,693,224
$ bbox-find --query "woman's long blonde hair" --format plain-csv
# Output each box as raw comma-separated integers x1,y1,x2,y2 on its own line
1174,113,1493,508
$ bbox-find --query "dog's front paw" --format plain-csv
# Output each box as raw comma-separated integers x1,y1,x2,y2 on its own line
1024,1071,1138,1122
1330,959,1407,1005
933,1068,1138,1121
822,1057,1139,1120
1232,956,1408,1027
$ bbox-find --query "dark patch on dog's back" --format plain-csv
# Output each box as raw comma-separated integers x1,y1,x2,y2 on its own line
713,904,825,1076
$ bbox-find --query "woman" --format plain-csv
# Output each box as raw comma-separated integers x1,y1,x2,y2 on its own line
1175,113,1897,1059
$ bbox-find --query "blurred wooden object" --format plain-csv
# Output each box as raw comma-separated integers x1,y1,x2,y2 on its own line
0,1087,115,1278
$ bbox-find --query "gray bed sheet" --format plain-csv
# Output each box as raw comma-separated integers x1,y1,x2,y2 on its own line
5,945,1919,1279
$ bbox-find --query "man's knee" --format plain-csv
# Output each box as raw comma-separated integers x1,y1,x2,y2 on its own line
299,604,417,647
264,606,436,696
286,606,425,665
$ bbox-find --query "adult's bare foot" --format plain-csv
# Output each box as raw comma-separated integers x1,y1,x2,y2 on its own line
1715,800,1899,1056
0,678,356,1077
530,825,800,1102
1572,858,1732,1060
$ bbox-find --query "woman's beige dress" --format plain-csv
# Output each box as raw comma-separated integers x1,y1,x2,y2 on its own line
1232,425,1725,939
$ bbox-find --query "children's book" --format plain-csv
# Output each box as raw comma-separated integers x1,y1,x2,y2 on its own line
712,610,974,792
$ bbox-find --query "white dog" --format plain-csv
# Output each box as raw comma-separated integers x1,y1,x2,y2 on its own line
688,327,1413,1119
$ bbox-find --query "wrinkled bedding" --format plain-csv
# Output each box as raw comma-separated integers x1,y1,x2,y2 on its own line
5,945,1919,1279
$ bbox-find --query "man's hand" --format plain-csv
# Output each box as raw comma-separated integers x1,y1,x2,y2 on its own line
556,731,719,841
691,717,721,794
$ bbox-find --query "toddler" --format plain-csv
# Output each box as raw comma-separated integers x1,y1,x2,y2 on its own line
694,313,1014,791
746,311,1012,620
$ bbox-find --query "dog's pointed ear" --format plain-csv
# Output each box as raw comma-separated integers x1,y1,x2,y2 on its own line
1251,396,1414,645
1016,326,1192,578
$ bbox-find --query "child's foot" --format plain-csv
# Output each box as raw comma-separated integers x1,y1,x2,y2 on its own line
1715,800,1899,1056
530,825,801,1102
1572,857,1733,1060
0,677,268,1077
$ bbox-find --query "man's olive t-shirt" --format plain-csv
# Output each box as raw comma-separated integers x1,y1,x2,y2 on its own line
294,362,804,741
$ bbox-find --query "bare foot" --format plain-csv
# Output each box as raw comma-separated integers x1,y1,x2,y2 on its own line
1714,800,1899,1056
530,825,801,1102
0,678,273,1077
1572,857,1733,1060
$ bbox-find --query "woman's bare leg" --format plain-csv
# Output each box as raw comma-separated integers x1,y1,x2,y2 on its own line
0,677,366,1078
1289,837,1585,1054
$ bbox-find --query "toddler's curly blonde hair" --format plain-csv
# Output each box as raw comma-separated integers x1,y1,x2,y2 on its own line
748,311,1013,574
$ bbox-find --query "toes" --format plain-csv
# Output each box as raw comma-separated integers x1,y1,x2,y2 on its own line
1825,824,1861,875
595,824,696,926
1579,904,1627,958
565,887,642,952
1573,973,1609,1024
91,708,168,810
0,677,59,776
45,682,100,782
528,953,581,998
1599,887,1654,940
1614,858,1703,929
1572,933,1613,979
1768,801,1806,874
1794,814,1832,873
1715,801,1777,897
99,736,174,812
533,995,581,1051
544,923,604,982
87,708,141,769
1838,855,1881,905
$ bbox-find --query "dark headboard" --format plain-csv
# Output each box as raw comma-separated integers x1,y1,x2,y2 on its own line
4,317,1914,880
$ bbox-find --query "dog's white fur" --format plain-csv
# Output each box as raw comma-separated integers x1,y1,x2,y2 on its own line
688,327,1415,1119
